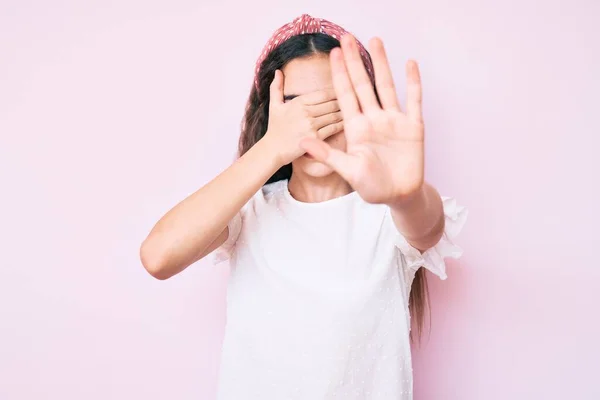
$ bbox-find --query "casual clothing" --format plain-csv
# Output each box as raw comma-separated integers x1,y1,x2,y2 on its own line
214,179,467,400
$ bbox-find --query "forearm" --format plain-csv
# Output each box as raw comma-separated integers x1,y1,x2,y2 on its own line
388,182,445,251
141,137,280,278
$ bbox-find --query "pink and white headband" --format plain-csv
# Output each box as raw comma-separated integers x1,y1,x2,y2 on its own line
254,14,374,89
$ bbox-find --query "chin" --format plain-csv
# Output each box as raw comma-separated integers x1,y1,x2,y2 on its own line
293,156,335,177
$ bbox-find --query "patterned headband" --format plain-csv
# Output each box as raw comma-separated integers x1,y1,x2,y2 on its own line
254,14,375,90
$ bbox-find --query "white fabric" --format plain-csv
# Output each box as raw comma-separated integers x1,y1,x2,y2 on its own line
213,180,467,400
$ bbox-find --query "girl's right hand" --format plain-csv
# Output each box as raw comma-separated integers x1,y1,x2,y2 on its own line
263,70,344,166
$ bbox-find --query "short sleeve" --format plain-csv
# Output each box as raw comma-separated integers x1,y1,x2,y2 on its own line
392,196,468,280
212,212,243,265
210,180,284,265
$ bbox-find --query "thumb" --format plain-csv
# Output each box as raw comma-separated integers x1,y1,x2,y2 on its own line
269,70,284,106
299,137,358,184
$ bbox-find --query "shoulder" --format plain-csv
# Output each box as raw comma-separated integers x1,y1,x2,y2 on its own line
240,180,286,215
262,179,286,197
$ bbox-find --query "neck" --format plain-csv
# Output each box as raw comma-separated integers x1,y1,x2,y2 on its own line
287,172,352,203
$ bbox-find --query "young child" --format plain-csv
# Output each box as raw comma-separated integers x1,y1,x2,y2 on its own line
141,14,467,400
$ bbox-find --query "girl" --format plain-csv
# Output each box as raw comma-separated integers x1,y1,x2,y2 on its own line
140,14,467,400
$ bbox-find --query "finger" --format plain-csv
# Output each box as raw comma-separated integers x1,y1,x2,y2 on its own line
369,38,401,111
405,60,423,122
269,70,284,106
299,137,359,182
306,100,340,117
329,47,361,119
340,34,379,112
316,121,344,140
300,88,337,105
312,111,343,130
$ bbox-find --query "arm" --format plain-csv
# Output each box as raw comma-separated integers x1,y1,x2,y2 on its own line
389,182,445,252
297,36,448,253
140,137,280,280
140,72,344,280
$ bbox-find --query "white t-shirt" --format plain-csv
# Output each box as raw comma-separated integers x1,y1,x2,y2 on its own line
213,179,467,400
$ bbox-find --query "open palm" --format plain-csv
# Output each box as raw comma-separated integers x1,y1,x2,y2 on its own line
300,35,425,205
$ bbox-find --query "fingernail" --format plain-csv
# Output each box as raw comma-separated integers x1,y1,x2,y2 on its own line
345,35,356,49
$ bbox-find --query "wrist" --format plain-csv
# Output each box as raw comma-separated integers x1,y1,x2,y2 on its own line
388,184,427,212
255,133,285,171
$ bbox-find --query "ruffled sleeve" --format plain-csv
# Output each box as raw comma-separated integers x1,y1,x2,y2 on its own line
391,196,468,280
212,212,243,265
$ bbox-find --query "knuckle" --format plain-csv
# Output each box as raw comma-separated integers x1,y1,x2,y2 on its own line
317,126,329,139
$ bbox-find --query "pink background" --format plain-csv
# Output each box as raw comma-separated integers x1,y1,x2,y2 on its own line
1,1,599,399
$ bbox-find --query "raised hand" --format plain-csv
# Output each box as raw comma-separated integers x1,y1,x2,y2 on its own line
263,70,344,166
299,35,425,205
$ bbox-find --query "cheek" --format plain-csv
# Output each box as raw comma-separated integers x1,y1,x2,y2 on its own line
325,131,346,150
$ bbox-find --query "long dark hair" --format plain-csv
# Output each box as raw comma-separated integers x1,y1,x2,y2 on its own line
237,33,429,340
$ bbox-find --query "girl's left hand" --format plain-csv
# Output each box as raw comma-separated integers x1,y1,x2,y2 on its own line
300,35,425,205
